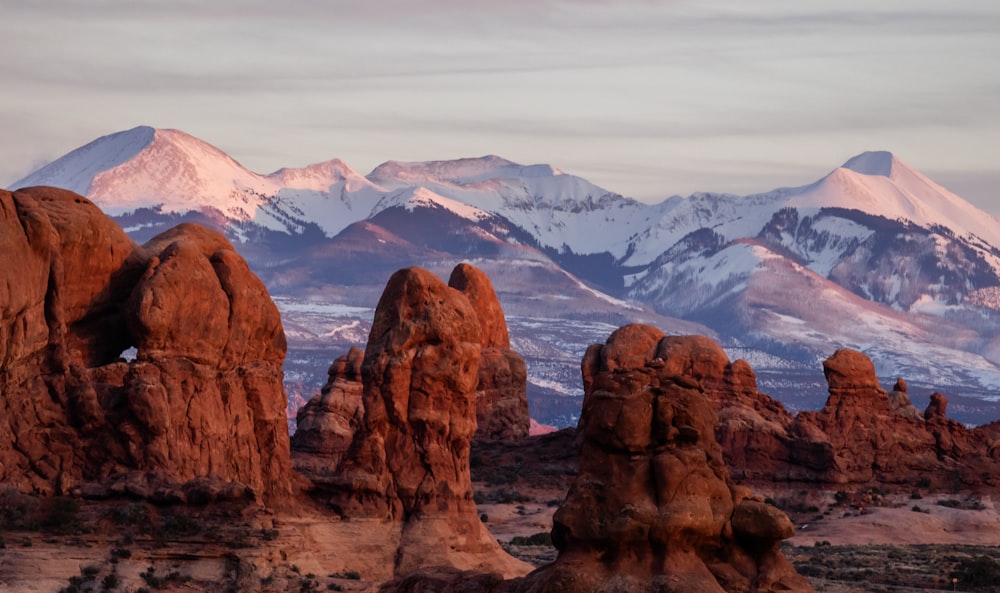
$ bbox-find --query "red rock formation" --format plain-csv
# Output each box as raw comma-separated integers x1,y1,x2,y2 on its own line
447,263,510,349
634,339,1000,488
291,347,365,465
786,350,993,486
448,263,529,441
924,392,949,421
0,187,292,504
513,324,812,593
324,267,529,577
637,334,798,483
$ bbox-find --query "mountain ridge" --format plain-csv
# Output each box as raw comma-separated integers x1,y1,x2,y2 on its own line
11,126,1000,426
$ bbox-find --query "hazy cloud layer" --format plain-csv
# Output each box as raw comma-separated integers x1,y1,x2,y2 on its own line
2,0,998,209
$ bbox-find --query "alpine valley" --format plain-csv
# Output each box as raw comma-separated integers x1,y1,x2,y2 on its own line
12,126,1000,427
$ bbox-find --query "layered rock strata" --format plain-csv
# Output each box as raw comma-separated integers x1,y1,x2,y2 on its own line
0,187,292,503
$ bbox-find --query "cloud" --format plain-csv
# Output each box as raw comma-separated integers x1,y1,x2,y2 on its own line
2,0,997,211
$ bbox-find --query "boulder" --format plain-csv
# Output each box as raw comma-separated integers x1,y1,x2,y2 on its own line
0,187,292,504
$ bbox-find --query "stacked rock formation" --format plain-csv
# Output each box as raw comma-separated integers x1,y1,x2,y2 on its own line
322,267,529,577
291,262,529,459
511,324,812,593
448,263,529,441
291,346,365,468
380,325,813,593
787,349,997,486
0,187,292,503
658,340,1000,488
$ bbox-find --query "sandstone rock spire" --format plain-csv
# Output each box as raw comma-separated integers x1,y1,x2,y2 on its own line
514,324,813,593
324,266,530,577
448,263,529,441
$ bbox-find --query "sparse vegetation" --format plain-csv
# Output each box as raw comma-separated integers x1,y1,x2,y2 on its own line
159,510,201,538
140,566,164,589
109,502,149,526
510,532,553,547
110,547,132,560
0,487,40,531
40,498,82,534
485,466,520,486
329,570,361,580
952,556,1000,590
493,488,532,504
786,543,1000,591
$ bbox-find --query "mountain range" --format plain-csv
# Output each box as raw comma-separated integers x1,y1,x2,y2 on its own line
12,125,1000,426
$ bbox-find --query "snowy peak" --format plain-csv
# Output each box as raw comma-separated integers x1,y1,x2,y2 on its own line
11,126,156,195
841,150,895,177
788,152,1000,247
11,126,279,215
380,186,490,222
367,155,566,187
84,128,276,214
269,158,382,193
368,155,519,185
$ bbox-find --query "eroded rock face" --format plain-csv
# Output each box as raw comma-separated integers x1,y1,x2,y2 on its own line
291,347,365,465
324,266,529,577
640,339,1000,488
788,350,992,486
0,187,292,504
448,263,529,441
513,325,813,593
643,334,798,484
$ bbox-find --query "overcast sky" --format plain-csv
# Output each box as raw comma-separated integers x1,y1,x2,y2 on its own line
2,1,998,212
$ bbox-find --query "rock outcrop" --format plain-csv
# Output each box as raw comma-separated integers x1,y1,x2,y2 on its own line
657,339,1000,488
291,346,365,467
320,266,529,577
0,187,292,504
786,349,996,486
291,262,529,463
509,324,812,593
448,263,529,441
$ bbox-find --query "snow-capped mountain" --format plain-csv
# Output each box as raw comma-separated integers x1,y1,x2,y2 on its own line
11,127,1000,425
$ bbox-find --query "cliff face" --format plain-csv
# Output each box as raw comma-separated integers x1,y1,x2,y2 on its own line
0,187,292,504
